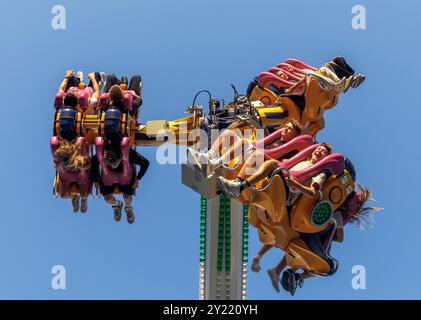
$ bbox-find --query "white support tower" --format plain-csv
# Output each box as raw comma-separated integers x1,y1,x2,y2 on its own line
199,194,249,300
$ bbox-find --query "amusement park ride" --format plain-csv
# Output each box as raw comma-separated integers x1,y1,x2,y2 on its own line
51,57,367,299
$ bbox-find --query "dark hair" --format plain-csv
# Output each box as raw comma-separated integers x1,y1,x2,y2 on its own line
320,142,333,154
287,119,303,135
64,93,78,108
103,144,122,168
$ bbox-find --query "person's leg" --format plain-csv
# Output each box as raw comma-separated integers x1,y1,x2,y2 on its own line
79,184,90,214
120,178,136,224
267,255,287,293
188,130,232,168
280,233,329,295
80,197,88,213
205,131,249,171
104,193,123,222
245,159,279,186
104,193,117,205
218,138,250,165
218,130,244,159
103,74,119,93
123,193,135,224
237,150,266,180
204,142,240,171
218,158,278,198
205,129,242,158
204,130,232,158
275,256,288,276
251,244,273,272
71,194,80,213
123,193,132,206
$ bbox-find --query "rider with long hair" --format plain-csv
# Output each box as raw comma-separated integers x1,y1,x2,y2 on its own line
53,140,92,212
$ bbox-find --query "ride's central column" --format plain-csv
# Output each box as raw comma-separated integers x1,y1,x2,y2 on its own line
199,194,249,300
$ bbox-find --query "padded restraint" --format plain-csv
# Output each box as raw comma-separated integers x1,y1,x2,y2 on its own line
254,135,314,161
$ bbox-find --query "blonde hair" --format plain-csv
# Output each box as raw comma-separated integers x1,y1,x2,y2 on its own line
54,140,90,171
347,185,383,230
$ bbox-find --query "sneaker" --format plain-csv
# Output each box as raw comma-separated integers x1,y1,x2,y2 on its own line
331,56,355,78
217,177,241,198
124,205,135,224
99,72,106,89
80,198,88,214
75,71,84,84
351,74,365,88
191,148,205,158
208,158,223,172
342,76,353,93
112,200,123,222
267,268,280,293
187,148,203,170
251,256,261,273
71,195,80,213
281,269,304,296
342,74,366,93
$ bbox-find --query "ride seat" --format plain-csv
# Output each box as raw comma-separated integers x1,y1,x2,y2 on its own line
50,136,91,197
95,136,132,186
54,86,93,110
98,92,134,112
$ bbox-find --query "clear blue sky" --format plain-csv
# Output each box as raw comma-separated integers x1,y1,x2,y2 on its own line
0,0,419,299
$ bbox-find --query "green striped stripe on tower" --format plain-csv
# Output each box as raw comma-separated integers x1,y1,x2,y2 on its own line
217,193,230,272
199,196,207,300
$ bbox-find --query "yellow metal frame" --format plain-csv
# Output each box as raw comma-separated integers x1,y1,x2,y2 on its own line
291,170,355,233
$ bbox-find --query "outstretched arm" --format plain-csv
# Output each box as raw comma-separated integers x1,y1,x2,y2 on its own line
89,72,100,100
58,70,74,93
86,72,100,114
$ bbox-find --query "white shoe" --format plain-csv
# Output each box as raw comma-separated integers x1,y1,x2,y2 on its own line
187,148,202,170
218,177,241,198
342,77,353,93
351,74,365,88
343,74,365,93
99,72,106,89
192,149,207,159
251,256,261,273
208,158,223,172
75,71,84,84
